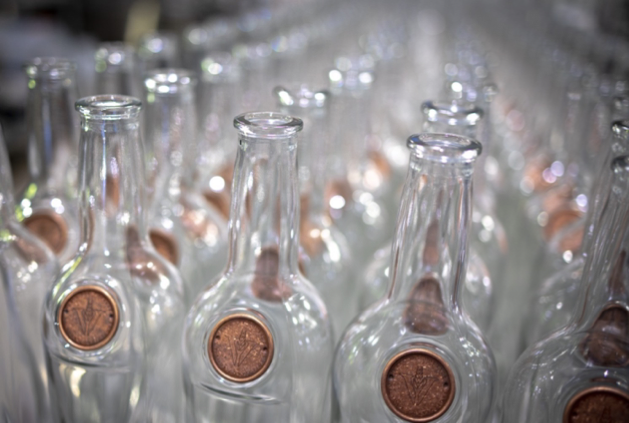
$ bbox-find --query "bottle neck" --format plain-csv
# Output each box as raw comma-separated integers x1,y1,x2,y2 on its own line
0,131,15,227
573,156,629,330
26,67,78,190
226,134,301,279
77,109,146,257
387,146,476,317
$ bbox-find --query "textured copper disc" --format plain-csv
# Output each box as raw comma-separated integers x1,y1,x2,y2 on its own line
58,285,119,350
382,349,455,422
208,314,273,383
251,247,292,302
564,386,629,423
544,208,582,241
23,211,68,255
149,228,179,265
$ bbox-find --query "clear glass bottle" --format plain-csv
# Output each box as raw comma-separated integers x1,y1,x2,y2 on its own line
182,112,334,422
503,154,629,422
143,69,228,302
94,43,141,97
0,125,59,423
43,95,186,422
273,84,355,340
335,133,495,422
196,52,242,220
525,120,629,347
16,57,80,264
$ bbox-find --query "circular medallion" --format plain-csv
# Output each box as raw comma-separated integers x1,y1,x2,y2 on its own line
564,386,629,423
208,314,274,383
23,211,68,255
149,229,179,265
382,349,455,422
58,285,119,350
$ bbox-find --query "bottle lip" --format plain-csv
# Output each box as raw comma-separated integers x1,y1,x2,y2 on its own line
144,69,197,94
407,133,482,164
612,120,629,139
273,85,329,109
421,100,484,126
75,95,142,120
23,57,76,79
95,42,135,71
234,112,303,139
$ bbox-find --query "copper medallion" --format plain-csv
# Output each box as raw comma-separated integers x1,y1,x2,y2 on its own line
382,349,455,422
208,314,274,383
58,285,119,350
149,228,179,265
564,386,629,423
23,211,68,255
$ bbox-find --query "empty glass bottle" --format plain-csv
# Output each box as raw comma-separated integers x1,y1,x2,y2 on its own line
43,95,186,422
16,57,80,264
335,133,495,422
503,154,629,422
0,125,59,423
274,84,355,340
182,112,334,422
143,69,228,302
94,43,141,97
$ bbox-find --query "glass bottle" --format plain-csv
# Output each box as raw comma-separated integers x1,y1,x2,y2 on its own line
43,95,186,422
94,43,141,97
335,133,495,422
143,68,228,302
273,84,355,340
137,32,180,72
16,57,80,264
327,61,393,266
182,112,334,422
503,154,629,422
525,120,629,347
196,52,242,220
0,125,59,423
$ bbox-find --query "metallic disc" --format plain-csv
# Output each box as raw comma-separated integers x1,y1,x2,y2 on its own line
58,285,119,350
564,386,629,423
382,349,455,422
23,211,68,255
208,314,274,383
149,228,179,265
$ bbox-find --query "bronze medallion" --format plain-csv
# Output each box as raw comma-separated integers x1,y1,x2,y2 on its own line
564,386,629,423
382,349,455,422
208,314,274,383
149,228,179,265
58,285,119,350
23,211,68,255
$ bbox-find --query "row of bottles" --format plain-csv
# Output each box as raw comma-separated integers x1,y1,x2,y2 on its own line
1,0,628,421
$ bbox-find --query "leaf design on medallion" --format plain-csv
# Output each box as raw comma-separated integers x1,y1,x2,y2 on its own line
231,328,254,368
402,366,439,404
74,297,106,339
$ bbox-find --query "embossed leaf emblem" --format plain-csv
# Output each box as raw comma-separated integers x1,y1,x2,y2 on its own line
231,329,254,368
74,298,105,339
402,366,439,404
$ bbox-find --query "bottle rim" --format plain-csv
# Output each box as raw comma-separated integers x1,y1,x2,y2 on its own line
144,69,197,94
421,100,484,126
407,132,482,164
75,95,142,120
273,85,329,109
23,57,77,79
234,111,302,139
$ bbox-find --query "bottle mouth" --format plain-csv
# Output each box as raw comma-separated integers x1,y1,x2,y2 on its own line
407,133,482,164
273,85,328,109
95,42,135,71
201,52,240,80
75,95,142,120
144,69,196,94
234,112,303,139
23,57,76,80
421,100,484,126
612,120,629,140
